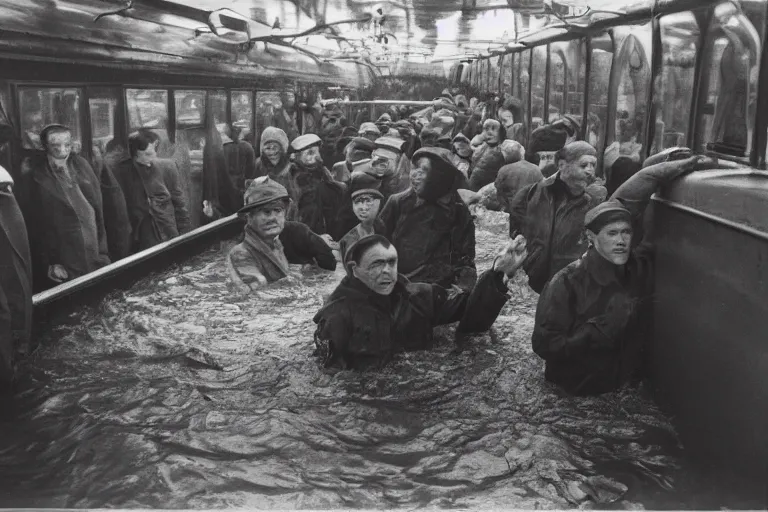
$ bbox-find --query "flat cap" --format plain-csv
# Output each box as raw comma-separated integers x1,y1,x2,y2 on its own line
349,170,384,200
290,133,322,153
584,199,631,232
358,122,381,136
374,136,405,154
238,176,290,214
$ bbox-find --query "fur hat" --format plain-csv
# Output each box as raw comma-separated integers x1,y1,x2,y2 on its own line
528,125,568,154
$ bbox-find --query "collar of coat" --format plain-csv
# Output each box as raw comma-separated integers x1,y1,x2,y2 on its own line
583,247,626,287
413,190,456,211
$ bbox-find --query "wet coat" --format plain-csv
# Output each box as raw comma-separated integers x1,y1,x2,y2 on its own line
313,269,510,370
494,161,543,213
0,184,33,380
19,153,111,290
508,173,603,293
468,142,506,191
290,162,347,240
227,221,336,290
254,129,298,221
379,188,477,291
113,158,191,253
532,245,653,396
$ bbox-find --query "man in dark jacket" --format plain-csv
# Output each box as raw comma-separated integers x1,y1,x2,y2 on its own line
508,141,601,294
331,137,375,184
0,165,33,383
379,147,477,292
226,176,336,292
314,233,528,370
289,134,347,240
220,125,257,205
532,152,707,395
19,124,111,290
494,160,543,213
113,132,191,253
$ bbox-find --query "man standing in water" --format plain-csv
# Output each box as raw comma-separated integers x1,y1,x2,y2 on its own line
313,234,528,370
226,176,336,292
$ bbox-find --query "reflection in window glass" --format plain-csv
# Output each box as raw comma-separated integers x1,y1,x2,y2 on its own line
88,87,124,171
548,49,566,122
19,87,82,151
588,37,614,152
653,12,699,153
607,26,652,163
531,46,547,129
700,2,762,157
232,91,253,143
126,89,168,133
175,90,206,151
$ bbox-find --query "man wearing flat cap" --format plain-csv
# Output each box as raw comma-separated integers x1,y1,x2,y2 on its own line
331,136,375,185
289,133,347,241
338,169,387,263
226,176,336,292
379,147,477,292
532,151,708,396
370,136,411,197
358,122,381,143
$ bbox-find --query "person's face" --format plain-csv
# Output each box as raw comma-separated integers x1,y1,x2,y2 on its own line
46,131,72,159
498,108,515,133
410,156,431,195
247,201,286,239
282,92,295,110
352,194,381,224
559,154,597,195
589,220,632,265
298,146,321,167
371,148,399,174
453,140,472,158
263,142,282,164
351,243,398,295
537,151,557,170
483,122,501,145
134,141,157,166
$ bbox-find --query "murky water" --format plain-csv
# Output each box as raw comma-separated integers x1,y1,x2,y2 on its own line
0,211,760,509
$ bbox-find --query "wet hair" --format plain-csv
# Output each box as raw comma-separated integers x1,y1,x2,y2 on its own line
347,235,393,267
128,132,156,157
556,141,596,164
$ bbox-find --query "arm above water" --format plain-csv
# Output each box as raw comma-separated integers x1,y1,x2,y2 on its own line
225,244,268,292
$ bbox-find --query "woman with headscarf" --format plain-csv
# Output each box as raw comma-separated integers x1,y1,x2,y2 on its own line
379,147,477,292
253,126,298,220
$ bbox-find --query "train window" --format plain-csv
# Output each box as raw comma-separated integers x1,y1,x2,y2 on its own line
175,89,206,157
588,34,614,151
567,40,587,118
210,90,228,142
518,50,531,143
19,87,82,152
531,46,547,129
88,87,124,172
126,89,168,135
231,91,254,144
510,53,519,97
606,25,652,172
652,12,700,153
549,48,566,122
699,2,762,158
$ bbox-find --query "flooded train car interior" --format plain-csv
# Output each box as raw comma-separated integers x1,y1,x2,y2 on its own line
0,0,767,509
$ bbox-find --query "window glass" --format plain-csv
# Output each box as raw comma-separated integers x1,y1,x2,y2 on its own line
700,2,762,158
19,87,82,152
88,87,124,172
510,53,519,97
0,83,12,172
548,47,566,122
567,40,587,118
209,90,228,141
126,89,168,134
530,46,547,130
606,25,652,169
652,12,700,153
588,34,614,152
518,50,531,143
232,90,254,145
175,90,206,152
501,54,512,93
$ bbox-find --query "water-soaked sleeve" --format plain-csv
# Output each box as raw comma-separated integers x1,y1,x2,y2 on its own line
302,224,337,271
531,273,610,362
313,303,353,369
225,244,267,292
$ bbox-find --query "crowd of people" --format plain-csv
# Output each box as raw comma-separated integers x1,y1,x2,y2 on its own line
0,85,712,398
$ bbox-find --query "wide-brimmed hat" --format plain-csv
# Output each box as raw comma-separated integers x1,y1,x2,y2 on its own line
238,176,290,214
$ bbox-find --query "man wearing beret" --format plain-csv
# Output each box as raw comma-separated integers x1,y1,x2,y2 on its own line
289,133,347,241
379,147,477,292
532,152,707,395
331,137,375,185
313,233,528,370
226,176,336,292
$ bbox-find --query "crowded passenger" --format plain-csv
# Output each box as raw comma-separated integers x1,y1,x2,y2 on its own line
526,124,568,177
0,164,32,382
220,124,257,204
509,141,601,294
451,133,473,180
468,119,508,191
532,152,708,396
288,134,347,240
271,91,300,142
338,170,386,262
379,147,477,292
226,176,336,293
313,233,528,370
20,124,111,290
494,160,544,213
358,122,381,143
113,132,191,253
331,137,375,184
371,136,410,197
